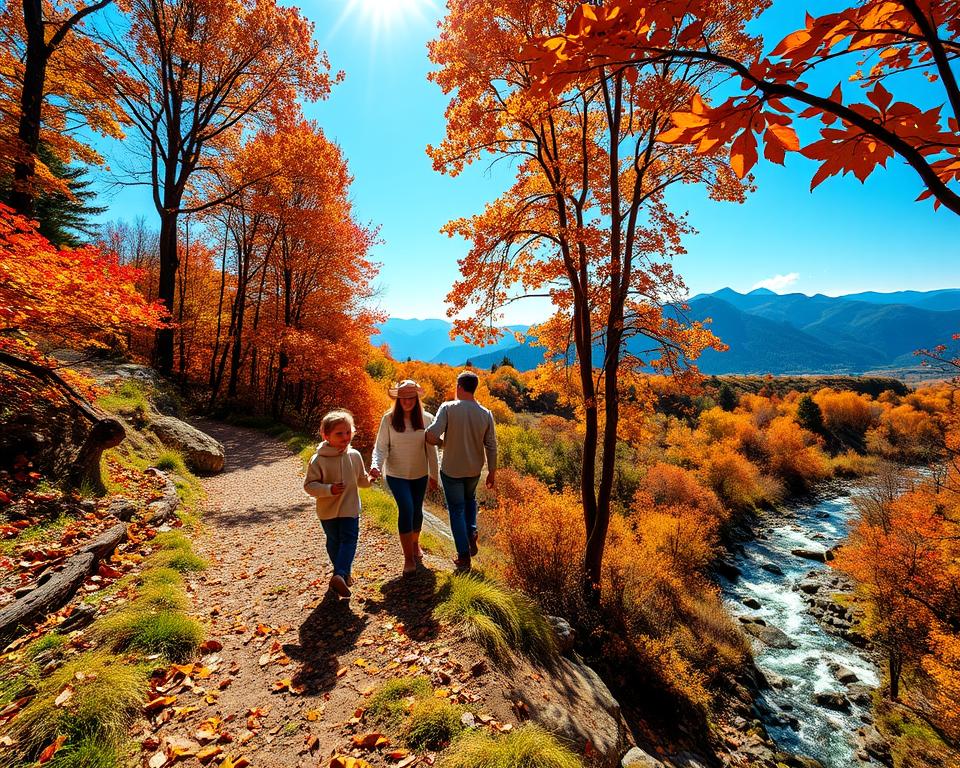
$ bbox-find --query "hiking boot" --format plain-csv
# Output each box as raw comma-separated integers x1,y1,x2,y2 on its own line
330,574,351,598
469,531,479,557
452,555,472,573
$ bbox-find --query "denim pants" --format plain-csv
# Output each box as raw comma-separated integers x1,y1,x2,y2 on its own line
386,475,428,534
319,516,359,579
440,471,479,558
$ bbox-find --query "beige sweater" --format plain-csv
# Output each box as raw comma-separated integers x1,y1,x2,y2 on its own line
371,410,440,481
303,442,372,520
425,399,497,478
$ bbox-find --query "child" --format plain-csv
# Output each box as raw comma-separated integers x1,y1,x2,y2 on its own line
304,410,372,598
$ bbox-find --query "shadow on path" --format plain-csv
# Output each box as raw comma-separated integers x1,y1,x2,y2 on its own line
365,568,443,642
285,591,368,695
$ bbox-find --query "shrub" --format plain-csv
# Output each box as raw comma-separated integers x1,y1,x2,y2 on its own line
154,449,187,474
438,723,581,768
403,697,465,751
435,571,556,664
98,609,203,661
367,677,432,728
0,653,146,768
135,581,189,612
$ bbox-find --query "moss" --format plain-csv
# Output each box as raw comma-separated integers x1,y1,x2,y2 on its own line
98,609,204,661
97,381,151,423
438,724,582,768
435,573,557,664
403,697,466,752
367,676,433,728
0,652,147,768
29,632,67,657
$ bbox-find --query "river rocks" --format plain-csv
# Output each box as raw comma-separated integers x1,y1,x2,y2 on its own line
742,597,762,609
150,416,225,474
775,753,826,768
715,559,742,581
514,654,622,767
814,691,851,711
846,684,874,706
791,547,827,562
761,562,784,575
742,622,798,649
797,578,821,594
620,747,664,768
832,664,859,684
856,726,892,765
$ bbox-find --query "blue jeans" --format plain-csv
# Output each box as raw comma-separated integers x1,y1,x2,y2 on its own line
440,472,479,558
386,475,428,534
319,516,359,579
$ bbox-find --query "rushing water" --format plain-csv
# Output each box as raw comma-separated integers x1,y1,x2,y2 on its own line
722,492,880,767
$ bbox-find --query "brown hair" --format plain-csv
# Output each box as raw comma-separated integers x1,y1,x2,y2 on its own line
390,395,424,433
320,409,355,438
457,370,479,393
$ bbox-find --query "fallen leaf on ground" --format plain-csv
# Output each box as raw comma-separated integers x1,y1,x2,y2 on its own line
37,734,68,763
352,732,389,749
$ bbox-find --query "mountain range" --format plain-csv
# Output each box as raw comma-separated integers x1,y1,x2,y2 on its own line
371,288,960,376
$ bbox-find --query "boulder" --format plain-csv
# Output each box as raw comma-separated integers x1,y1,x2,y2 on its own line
715,560,741,581
743,623,798,649
798,579,821,594
742,597,762,609
515,654,623,767
150,416,225,474
833,665,859,685
761,562,784,575
548,615,576,656
621,747,664,768
814,691,851,711
792,547,827,563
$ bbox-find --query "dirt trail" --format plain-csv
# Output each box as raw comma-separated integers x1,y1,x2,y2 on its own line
148,421,514,768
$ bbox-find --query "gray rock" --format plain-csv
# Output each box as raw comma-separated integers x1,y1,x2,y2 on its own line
548,615,576,656
792,547,828,563
743,623,798,649
150,416,225,474
665,753,711,768
798,579,821,594
621,747,664,768
742,597,762,609
835,666,860,685
761,562,784,575
814,691,851,711
859,727,891,764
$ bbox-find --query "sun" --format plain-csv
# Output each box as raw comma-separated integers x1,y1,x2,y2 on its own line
347,0,433,30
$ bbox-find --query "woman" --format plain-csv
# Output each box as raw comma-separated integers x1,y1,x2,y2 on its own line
369,380,440,575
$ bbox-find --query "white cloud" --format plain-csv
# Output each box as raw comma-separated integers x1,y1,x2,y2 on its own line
752,272,800,293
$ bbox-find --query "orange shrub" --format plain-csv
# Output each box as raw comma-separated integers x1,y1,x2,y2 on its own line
699,447,780,511
814,388,879,436
639,462,726,524
762,416,831,492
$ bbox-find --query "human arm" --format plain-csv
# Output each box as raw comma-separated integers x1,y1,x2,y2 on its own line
484,413,497,489
370,414,389,480
303,455,335,498
424,412,440,485
355,452,373,489
424,403,446,446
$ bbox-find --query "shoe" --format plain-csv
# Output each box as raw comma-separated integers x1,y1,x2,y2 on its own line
469,531,479,557
346,575,354,587
330,574,351,598
452,555,471,572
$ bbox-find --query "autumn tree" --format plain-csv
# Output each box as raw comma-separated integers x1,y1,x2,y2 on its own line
429,0,750,597
527,1,960,214
0,0,123,215
98,0,339,373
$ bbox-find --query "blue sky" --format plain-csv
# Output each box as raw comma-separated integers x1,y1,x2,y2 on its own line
96,0,959,324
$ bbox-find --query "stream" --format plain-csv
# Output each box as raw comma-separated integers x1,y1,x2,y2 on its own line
722,490,880,767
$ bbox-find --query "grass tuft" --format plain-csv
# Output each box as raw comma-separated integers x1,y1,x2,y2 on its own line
435,573,557,664
98,609,203,661
154,449,187,474
367,676,433,728
148,547,206,573
403,697,466,752
152,530,193,552
139,567,183,587
135,581,189,612
97,381,151,423
0,652,146,768
46,736,119,768
438,724,582,768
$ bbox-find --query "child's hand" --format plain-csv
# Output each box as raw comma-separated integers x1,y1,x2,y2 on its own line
369,467,381,480
331,482,346,496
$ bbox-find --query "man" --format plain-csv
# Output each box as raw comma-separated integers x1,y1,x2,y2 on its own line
425,370,497,571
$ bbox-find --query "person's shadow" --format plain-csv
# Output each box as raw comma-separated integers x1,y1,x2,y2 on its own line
365,568,442,641
284,590,368,694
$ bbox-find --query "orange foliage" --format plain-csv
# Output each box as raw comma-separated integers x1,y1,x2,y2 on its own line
814,388,878,436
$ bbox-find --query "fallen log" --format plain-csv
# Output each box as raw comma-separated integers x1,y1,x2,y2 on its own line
144,467,181,524
0,522,128,645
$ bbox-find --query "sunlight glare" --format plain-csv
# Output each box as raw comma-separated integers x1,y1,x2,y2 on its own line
346,0,433,33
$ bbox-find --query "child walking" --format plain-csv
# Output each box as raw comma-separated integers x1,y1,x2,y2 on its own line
304,410,372,598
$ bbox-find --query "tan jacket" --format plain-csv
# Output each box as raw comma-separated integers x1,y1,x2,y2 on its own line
303,442,372,520
371,410,440,481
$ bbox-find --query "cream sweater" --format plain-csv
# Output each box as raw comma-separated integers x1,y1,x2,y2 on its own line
303,442,372,520
371,410,440,481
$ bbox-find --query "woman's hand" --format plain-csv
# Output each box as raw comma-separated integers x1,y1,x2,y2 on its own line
331,482,346,496
369,467,382,480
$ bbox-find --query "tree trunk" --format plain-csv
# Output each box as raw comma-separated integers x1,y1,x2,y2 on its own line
155,209,179,373
889,654,902,701
10,0,48,217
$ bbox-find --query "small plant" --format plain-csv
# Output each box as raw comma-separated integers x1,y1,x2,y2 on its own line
154,449,187,474
140,567,183,587
98,608,203,661
0,652,146,768
435,573,556,664
98,381,151,422
135,581,189,612
367,676,432,728
438,724,582,768
46,737,119,768
152,530,193,552
403,697,465,751
148,547,206,573
29,632,67,657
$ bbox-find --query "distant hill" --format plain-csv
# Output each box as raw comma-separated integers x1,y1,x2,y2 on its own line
373,287,959,375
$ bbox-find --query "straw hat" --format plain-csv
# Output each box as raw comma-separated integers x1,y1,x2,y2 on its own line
388,379,424,399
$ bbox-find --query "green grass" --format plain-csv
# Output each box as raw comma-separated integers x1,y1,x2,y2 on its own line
147,547,206,573
29,633,67,657
97,608,204,661
367,677,433,728
46,737,119,768
97,381,151,423
152,530,194,552
140,567,183,587
361,486,446,554
435,573,557,664
438,724,582,768
0,652,147,768
135,581,190,612
403,697,467,751
154,449,187,473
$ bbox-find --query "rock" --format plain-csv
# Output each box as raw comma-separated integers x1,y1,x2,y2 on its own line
775,752,826,768
738,616,767,626
766,672,792,690
742,623,798,649
665,752,711,768
621,747,664,768
859,727,891,764
792,547,828,563
150,416,225,474
715,560,741,581
460,712,476,729
835,666,859,684
798,579,821,594
514,654,622,767
814,691,851,711
847,684,874,706
761,562,784,575
548,615,576,656
742,597,762,609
